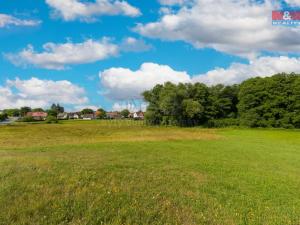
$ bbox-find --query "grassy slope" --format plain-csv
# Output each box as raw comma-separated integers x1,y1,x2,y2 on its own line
0,121,300,225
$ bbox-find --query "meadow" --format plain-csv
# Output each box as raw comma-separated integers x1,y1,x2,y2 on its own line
0,120,300,225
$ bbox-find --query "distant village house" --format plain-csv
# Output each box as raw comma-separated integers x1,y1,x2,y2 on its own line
27,112,48,121
82,114,96,120
68,112,80,120
106,111,122,120
57,112,68,120
133,111,145,120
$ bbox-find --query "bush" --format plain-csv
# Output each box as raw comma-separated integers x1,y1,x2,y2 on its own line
45,116,58,124
20,116,35,122
207,118,240,128
46,109,58,117
144,110,162,125
0,113,8,121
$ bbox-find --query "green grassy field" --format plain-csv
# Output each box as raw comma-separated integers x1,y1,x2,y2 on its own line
0,121,300,225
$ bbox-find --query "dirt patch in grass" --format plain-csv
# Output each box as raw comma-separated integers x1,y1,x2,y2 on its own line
190,171,207,183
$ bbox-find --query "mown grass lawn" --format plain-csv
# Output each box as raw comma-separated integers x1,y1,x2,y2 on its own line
0,121,300,225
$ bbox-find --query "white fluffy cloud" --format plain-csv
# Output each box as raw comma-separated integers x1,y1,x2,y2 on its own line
6,37,152,70
112,102,147,112
120,37,152,52
73,105,100,111
100,62,191,100
46,0,141,21
135,0,300,58
99,57,300,100
285,0,300,7
0,77,88,109
159,0,188,5
0,14,41,28
193,56,300,85
6,38,119,70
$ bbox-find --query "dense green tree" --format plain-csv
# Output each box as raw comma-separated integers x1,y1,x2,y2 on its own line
0,113,8,121
20,107,31,117
238,73,300,128
45,116,58,124
81,108,94,115
143,84,164,125
32,108,44,112
96,108,107,119
143,73,300,128
181,99,203,126
3,109,20,117
46,109,58,117
121,109,130,118
51,104,64,113
290,76,300,128
144,82,210,126
205,84,239,120
187,83,209,124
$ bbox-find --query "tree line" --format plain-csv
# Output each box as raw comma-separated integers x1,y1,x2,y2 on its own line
1,104,65,118
143,73,300,128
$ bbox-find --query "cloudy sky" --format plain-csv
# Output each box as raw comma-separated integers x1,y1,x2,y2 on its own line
1,0,300,111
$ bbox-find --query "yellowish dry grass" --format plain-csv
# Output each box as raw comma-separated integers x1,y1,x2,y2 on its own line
0,120,219,149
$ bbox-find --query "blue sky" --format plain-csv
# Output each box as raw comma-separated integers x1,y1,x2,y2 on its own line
0,0,300,111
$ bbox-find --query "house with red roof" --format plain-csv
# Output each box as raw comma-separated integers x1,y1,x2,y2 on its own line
27,112,48,121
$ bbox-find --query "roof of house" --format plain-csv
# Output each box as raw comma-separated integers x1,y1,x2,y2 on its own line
134,111,145,117
107,111,121,117
27,112,48,117
68,112,80,115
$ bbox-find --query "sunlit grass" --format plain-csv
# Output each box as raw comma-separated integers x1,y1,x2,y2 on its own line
0,121,300,224
0,120,219,149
